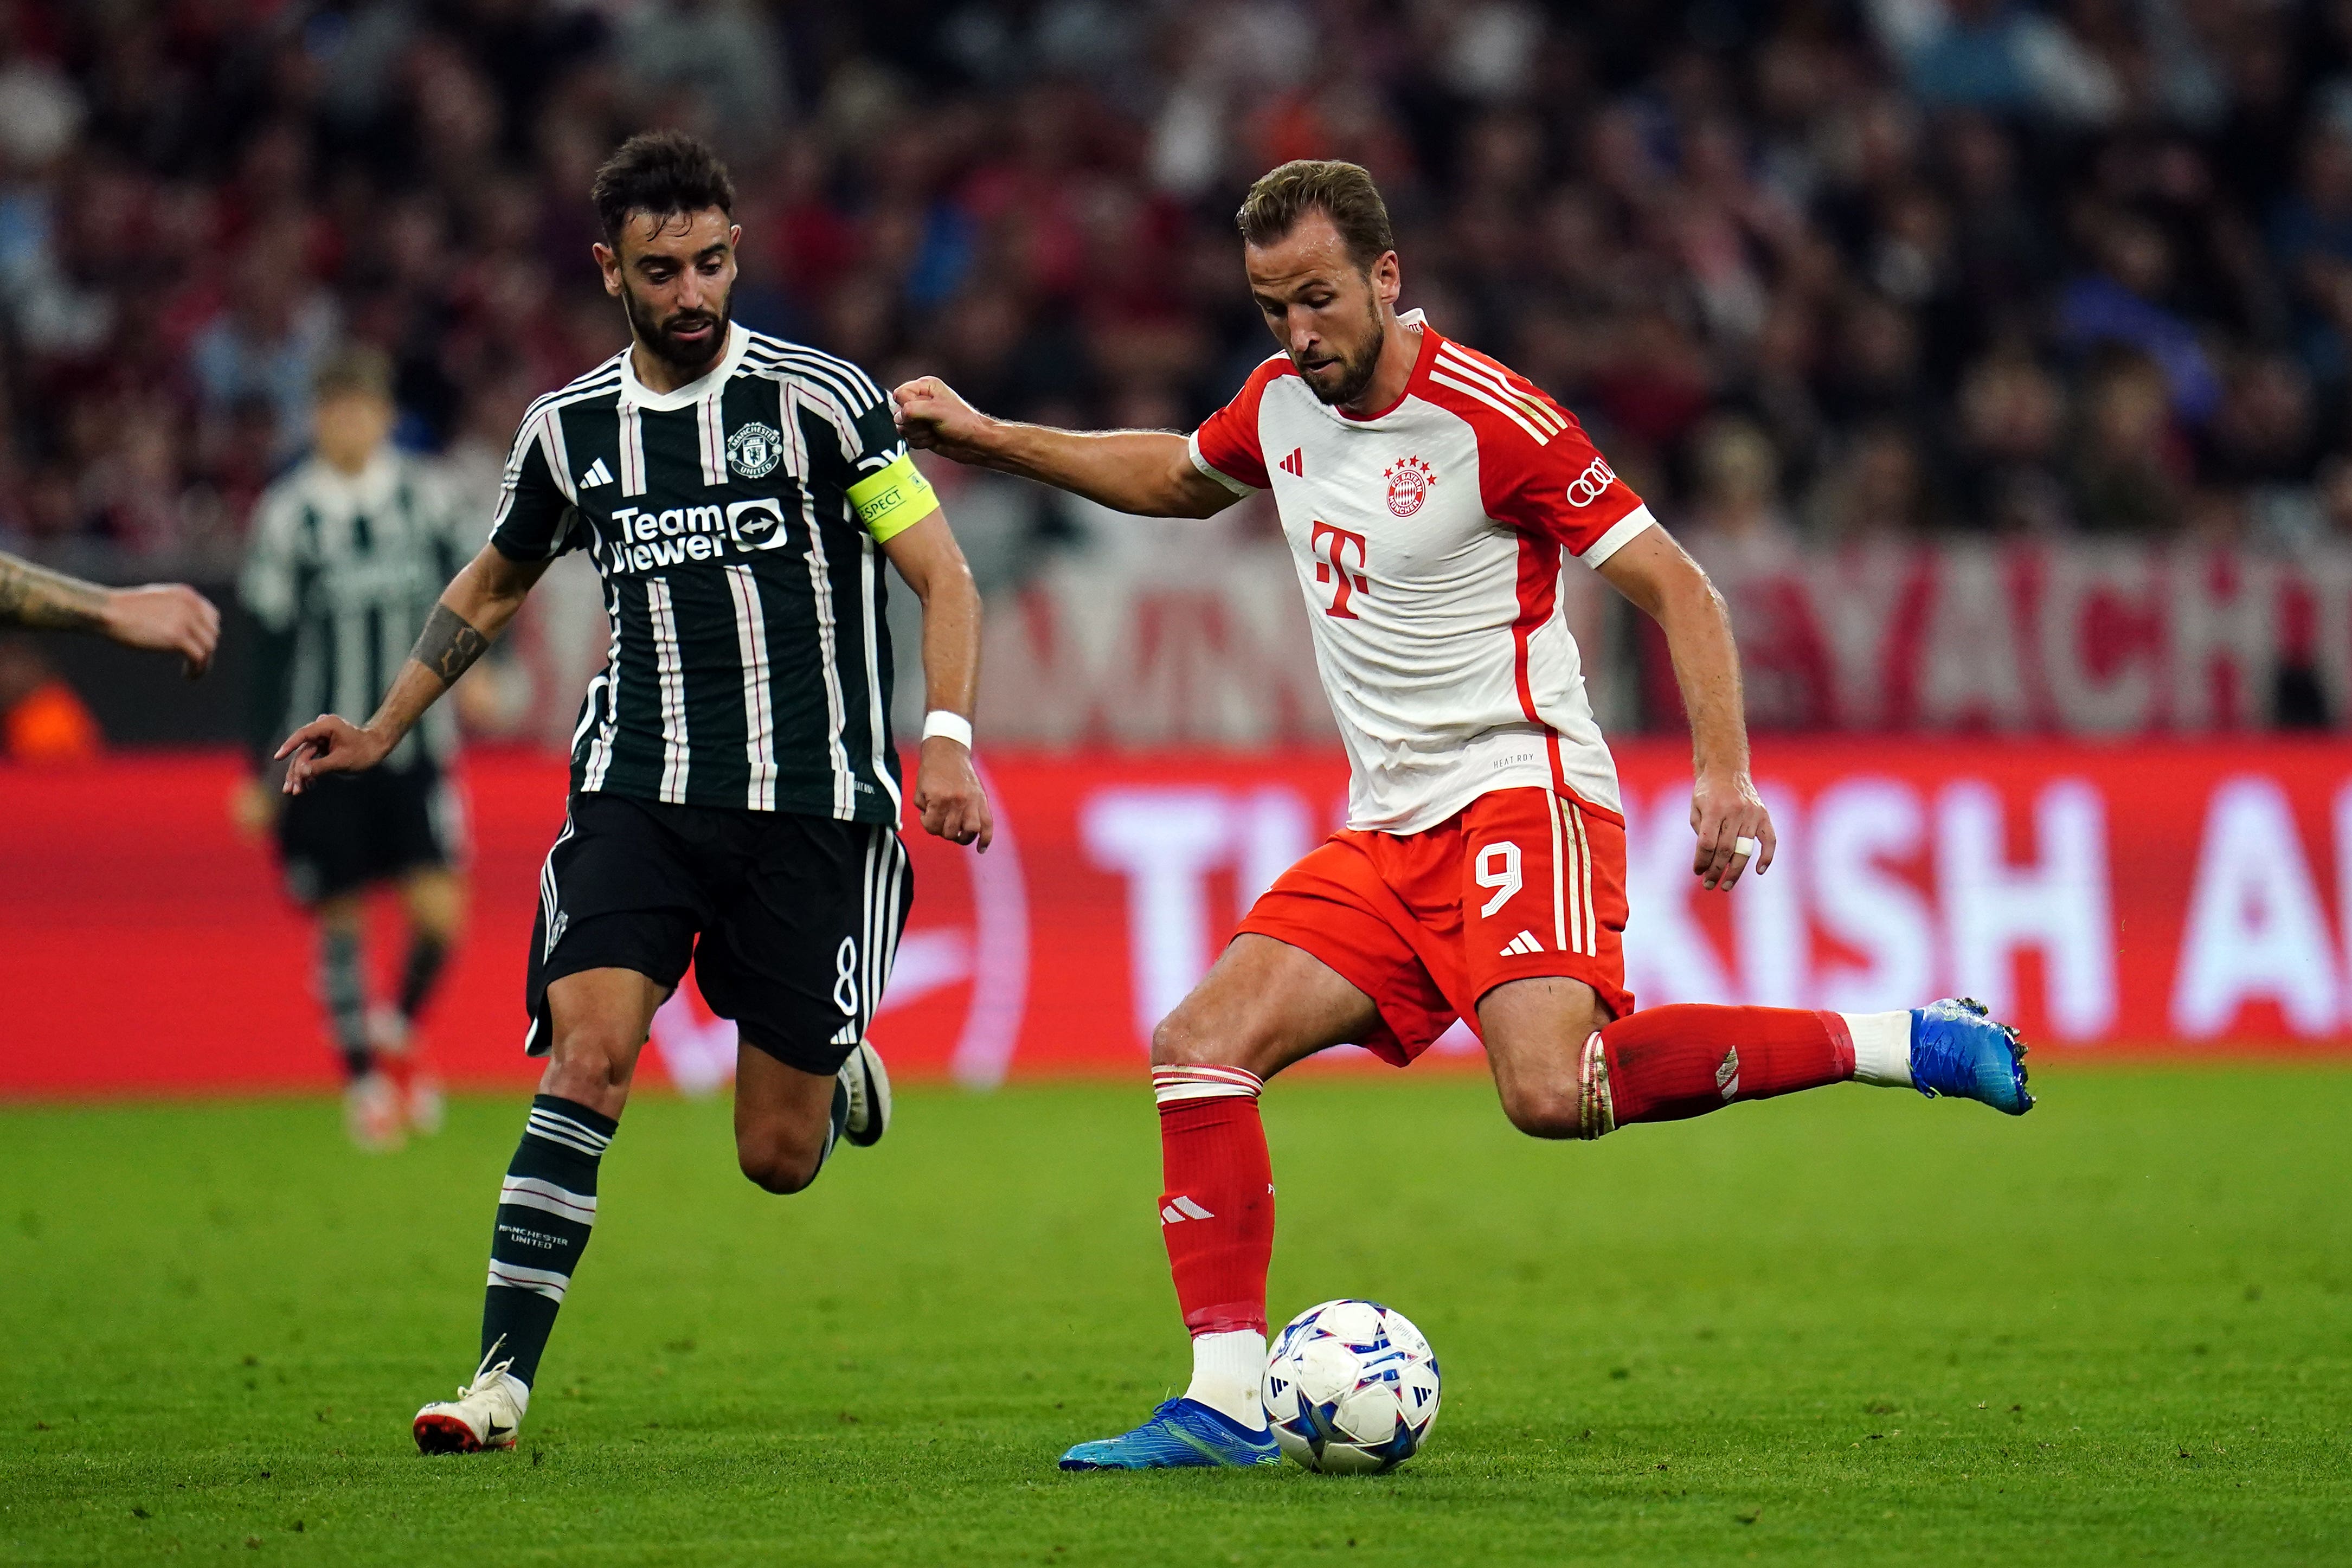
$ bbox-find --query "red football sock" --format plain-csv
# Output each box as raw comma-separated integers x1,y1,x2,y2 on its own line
1599,1005,1855,1126
1153,1066,1274,1338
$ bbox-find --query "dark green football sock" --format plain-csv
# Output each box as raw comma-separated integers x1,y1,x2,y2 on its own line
317,928,371,1080
480,1095,614,1388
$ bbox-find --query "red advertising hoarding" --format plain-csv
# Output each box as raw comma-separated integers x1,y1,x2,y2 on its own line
3,740,2349,1097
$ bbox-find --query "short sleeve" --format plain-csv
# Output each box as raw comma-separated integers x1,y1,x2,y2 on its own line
237,482,303,631
487,406,578,561
1188,355,1287,494
1478,397,1652,567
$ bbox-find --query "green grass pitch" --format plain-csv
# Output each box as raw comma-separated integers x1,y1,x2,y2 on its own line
3,1068,2348,1565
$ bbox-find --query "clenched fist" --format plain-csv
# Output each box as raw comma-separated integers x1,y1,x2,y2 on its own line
891,377,997,465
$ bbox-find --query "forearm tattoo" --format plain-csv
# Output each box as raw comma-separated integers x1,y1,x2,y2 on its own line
0,552,106,632
413,602,491,685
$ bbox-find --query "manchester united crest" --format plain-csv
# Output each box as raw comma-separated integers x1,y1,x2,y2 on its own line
727,421,783,479
1384,454,1434,517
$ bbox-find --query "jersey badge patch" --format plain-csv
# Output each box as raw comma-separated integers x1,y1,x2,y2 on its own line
727,422,783,479
1383,455,1434,517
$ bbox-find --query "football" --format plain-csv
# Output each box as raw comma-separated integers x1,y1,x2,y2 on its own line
1261,1299,1442,1473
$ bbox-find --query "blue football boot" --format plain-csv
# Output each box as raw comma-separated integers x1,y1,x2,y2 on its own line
1910,997,2034,1115
1058,1398,1281,1470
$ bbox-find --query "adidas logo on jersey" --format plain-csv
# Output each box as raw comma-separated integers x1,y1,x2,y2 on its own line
1159,1195,1214,1225
1499,930,1543,956
578,458,614,489
1279,447,1304,477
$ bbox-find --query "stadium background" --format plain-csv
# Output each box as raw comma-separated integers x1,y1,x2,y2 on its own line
4,0,2352,1090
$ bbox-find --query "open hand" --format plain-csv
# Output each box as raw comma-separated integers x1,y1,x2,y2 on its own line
1690,769,1774,891
912,734,993,851
102,584,221,677
274,715,391,794
891,377,994,464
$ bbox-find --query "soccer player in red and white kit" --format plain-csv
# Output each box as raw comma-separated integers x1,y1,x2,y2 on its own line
895,160,2033,1470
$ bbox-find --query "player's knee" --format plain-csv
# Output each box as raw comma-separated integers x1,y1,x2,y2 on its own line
735,1136,818,1196
1499,1080,1591,1141
544,1023,638,1100
1149,1010,1249,1070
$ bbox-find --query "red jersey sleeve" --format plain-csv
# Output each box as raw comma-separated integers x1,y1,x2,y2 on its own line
1188,355,1288,493
1436,342,1653,565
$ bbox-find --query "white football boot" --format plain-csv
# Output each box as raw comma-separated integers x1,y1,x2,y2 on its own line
343,1072,404,1152
838,1039,891,1148
413,1343,528,1454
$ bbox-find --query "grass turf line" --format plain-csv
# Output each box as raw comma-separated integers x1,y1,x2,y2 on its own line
1,1070,2347,1566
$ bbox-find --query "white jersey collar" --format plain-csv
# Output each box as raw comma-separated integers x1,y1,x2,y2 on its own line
619,320,749,410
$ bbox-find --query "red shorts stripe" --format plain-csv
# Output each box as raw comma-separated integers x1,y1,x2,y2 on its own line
1236,786,1633,1066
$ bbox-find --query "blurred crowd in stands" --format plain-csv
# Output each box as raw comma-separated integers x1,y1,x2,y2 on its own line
8,0,2352,581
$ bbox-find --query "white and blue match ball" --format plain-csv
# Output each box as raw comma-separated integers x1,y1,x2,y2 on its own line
1261,1299,1441,1473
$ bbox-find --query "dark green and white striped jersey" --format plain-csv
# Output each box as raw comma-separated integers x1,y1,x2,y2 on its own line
241,449,468,771
489,324,938,821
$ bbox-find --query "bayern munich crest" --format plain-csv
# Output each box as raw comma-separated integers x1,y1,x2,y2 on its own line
727,421,783,479
1384,455,1434,517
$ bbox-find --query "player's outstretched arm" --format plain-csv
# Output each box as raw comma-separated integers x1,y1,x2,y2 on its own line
891,376,1239,520
0,551,221,676
277,544,550,794
881,512,993,852
1596,525,1775,892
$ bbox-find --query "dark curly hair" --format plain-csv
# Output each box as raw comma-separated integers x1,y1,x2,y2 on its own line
591,130,736,245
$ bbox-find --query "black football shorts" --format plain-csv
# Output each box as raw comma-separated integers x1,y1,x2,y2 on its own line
524,791,911,1077
275,760,464,904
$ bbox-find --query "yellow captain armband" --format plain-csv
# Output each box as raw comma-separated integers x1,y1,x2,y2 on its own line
847,453,940,543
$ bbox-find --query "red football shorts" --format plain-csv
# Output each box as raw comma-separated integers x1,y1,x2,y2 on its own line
1237,786,1634,1066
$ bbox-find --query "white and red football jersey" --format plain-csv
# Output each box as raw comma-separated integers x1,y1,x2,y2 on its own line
1188,311,1656,833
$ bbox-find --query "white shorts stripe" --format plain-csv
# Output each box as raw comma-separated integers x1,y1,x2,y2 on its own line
1567,804,1597,957
1547,792,1570,954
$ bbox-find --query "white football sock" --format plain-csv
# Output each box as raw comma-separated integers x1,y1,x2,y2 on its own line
1845,1011,1913,1087
1184,1331,1267,1430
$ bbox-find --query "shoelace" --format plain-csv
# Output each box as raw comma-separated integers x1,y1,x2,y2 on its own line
452,1335,517,1403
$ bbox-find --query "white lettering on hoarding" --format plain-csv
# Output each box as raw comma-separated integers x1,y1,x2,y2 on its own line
1732,782,1808,1006
1082,787,1321,1048
1809,779,1935,1013
2170,777,2340,1037
1621,789,1738,1005
1937,781,2116,1039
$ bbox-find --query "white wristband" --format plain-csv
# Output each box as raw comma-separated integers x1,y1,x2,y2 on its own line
922,710,973,749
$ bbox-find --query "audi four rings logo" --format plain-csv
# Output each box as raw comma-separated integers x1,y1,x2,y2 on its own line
1566,456,1618,509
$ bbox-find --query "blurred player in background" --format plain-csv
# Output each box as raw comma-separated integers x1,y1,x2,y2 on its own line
237,346,471,1151
896,159,2036,1472
272,132,993,1456
0,552,219,670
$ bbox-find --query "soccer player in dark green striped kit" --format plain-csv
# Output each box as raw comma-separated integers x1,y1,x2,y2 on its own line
275,131,994,1455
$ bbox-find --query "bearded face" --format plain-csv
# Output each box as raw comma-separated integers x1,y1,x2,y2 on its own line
1294,288,1386,408
621,266,733,372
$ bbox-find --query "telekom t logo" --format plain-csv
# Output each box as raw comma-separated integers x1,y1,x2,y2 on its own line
1310,520,1369,619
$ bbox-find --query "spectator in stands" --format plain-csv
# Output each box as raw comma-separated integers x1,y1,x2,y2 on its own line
2072,348,2188,535
188,228,337,466
2059,209,2220,425
1953,349,2073,534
